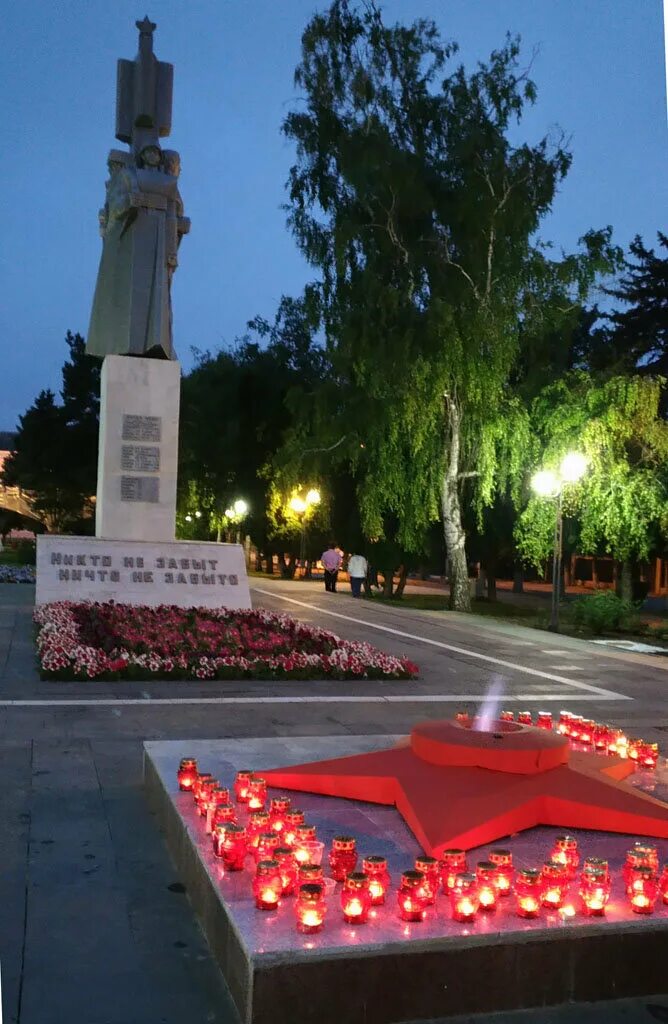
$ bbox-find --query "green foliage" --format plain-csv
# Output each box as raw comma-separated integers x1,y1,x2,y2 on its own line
1,332,99,531
570,590,636,635
603,232,668,377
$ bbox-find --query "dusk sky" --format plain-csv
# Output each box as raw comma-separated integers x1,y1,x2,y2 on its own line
1,0,666,430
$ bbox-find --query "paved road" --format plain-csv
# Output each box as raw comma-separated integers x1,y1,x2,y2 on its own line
1,580,666,1024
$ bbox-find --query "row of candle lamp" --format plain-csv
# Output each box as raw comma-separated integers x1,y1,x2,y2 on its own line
177,758,668,933
462,710,660,769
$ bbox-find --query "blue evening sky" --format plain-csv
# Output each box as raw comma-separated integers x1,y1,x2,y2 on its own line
1,0,666,429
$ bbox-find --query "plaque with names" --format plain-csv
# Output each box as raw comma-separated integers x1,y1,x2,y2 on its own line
122,414,162,442
121,445,161,473
120,476,160,503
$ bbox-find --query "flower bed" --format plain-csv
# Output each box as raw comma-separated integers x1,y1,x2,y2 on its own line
34,602,419,681
0,564,36,584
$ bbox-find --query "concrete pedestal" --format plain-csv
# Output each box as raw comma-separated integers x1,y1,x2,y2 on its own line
96,355,180,542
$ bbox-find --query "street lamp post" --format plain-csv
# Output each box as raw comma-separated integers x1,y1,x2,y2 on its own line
289,489,321,578
531,452,587,633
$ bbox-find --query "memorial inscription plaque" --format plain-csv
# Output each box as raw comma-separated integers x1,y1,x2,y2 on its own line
121,445,161,472
122,414,162,442
120,476,160,503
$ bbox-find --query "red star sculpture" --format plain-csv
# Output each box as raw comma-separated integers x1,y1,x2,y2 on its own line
264,719,668,856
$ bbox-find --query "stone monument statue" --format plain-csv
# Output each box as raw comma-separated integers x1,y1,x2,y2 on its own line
86,17,190,360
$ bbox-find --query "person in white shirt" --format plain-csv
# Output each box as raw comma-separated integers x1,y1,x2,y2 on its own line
347,552,368,598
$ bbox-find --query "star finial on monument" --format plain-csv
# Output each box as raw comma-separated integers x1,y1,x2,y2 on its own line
136,15,157,35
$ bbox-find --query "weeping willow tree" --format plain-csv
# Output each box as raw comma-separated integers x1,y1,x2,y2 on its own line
282,0,618,609
515,374,668,600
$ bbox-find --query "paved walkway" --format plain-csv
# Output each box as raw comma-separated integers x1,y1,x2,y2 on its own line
1,581,667,1024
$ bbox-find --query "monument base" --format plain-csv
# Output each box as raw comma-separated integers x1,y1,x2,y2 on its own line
36,535,251,609
96,355,180,542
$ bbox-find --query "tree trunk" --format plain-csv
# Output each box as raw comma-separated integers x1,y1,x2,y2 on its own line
394,564,408,598
619,561,633,603
512,564,524,594
486,568,497,601
441,397,471,612
265,554,275,575
474,564,486,599
382,569,394,598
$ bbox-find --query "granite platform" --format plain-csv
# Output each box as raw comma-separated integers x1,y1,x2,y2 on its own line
144,736,668,1024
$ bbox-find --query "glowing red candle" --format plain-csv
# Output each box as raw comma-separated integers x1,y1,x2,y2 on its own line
214,823,246,870
340,872,371,924
282,809,305,847
569,715,584,741
205,787,230,834
582,857,609,882
293,824,318,866
550,835,579,880
233,769,253,803
274,846,298,895
397,870,428,922
639,742,659,769
177,757,198,791
488,848,514,896
415,856,439,905
439,849,468,894
196,777,218,817
246,811,271,850
579,867,610,916
211,802,237,834
540,860,569,910
593,723,611,751
295,883,326,934
455,711,471,726
247,776,267,811
628,868,658,915
608,730,628,757
298,863,324,886
254,831,280,865
536,712,553,730
193,771,213,804
623,844,658,890
269,795,292,833
659,863,668,905
517,711,532,726
329,836,358,882
475,861,497,911
579,719,595,745
515,868,542,918
253,859,282,910
628,738,643,762
363,855,390,906
557,711,573,736
500,711,514,722
450,872,479,923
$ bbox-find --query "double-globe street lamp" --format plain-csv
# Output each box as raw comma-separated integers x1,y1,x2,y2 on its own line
531,452,587,633
289,489,321,577
221,498,249,543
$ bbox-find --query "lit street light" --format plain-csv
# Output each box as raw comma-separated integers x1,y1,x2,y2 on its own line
290,488,321,576
531,451,587,632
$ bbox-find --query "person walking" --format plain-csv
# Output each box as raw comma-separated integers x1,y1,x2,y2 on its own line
321,542,342,593
347,552,368,598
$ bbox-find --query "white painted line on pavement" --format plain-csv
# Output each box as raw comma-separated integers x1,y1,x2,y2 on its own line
0,693,627,707
549,665,583,671
253,588,630,701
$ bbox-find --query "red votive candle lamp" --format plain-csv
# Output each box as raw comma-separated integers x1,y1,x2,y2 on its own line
439,849,468,894
193,771,213,804
557,711,573,736
537,712,553,730
550,835,579,879
476,861,498,911
415,856,439,905
658,863,668,905
233,769,253,803
628,738,643,762
211,802,237,834
214,823,247,870
247,811,272,849
541,860,569,910
253,860,282,910
282,809,305,847
455,711,471,726
640,742,659,769
580,720,595,745
329,836,358,881
247,776,267,811
593,723,611,751
254,831,280,865
295,883,326,934
177,757,198,791
274,846,298,895
397,870,428,922
489,848,514,896
582,857,609,882
293,824,318,866
363,855,390,906
298,863,324,886
205,786,230,834
269,795,292,833
500,711,514,722
341,872,371,924
628,868,658,914
450,873,480,923
608,730,628,757
517,711,532,725
579,867,610,916
624,845,658,890
515,868,542,918
197,777,218,816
